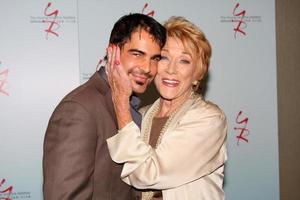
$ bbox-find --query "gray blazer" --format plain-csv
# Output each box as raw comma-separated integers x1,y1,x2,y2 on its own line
43,72,135,200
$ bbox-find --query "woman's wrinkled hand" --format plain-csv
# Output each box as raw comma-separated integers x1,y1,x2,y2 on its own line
106,44,133,129
106,44,132,99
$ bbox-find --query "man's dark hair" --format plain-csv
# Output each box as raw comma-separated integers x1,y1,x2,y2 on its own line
109,13,166,49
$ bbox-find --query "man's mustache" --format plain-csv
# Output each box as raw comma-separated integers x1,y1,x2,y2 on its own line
128,67,153,78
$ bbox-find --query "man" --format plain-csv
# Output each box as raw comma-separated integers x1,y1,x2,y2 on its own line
43,13,166,200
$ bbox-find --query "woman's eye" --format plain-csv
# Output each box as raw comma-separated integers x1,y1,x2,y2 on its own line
180,59,191,64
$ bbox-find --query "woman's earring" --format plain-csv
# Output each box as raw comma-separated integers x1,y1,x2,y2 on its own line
192,80,200,91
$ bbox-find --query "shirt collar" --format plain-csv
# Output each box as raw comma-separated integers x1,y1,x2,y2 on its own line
130,94,141,110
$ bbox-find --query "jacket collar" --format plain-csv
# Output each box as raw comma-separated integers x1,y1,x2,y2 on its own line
88,69,110,95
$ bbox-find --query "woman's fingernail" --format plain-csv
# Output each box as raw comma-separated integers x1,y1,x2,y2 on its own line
114,60,120,65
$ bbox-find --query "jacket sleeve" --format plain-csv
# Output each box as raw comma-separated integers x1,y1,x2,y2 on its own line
43,101,97,200
106,106,227,190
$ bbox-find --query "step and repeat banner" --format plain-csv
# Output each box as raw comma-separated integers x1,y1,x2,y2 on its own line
0,0,80,199
0,0,278,199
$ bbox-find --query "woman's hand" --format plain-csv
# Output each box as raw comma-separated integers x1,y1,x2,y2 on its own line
106,45,132,99
106,44,133,129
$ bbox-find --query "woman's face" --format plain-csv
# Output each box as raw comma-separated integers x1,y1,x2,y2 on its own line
155,37,198,103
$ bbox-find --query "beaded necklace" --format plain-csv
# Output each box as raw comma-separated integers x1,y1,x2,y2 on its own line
142,101,180,148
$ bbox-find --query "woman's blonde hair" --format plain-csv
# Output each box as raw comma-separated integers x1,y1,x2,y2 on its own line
164,16,212,82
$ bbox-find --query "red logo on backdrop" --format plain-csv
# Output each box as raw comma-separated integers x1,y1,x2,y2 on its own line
0,62,9,96
0,179,13,200
232,3,247,38
42,2,60,39
234,110,250,145
141,3,155,17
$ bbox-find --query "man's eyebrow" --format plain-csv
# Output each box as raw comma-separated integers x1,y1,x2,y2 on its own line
128,49,145,55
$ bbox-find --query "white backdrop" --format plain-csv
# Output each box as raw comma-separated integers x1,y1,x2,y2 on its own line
0,1,80,199
0,0,278,199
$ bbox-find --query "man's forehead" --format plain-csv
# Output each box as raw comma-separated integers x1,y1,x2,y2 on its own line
121,30,160,54
127,29,156,44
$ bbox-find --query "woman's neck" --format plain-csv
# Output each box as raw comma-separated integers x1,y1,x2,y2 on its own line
156,89,193,117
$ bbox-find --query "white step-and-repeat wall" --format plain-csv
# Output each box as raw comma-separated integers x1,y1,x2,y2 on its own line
0,0,278,199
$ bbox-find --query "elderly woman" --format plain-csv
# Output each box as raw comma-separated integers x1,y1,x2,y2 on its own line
106,16,227,200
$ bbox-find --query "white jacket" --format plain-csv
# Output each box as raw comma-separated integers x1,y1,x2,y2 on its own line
107,94,228,200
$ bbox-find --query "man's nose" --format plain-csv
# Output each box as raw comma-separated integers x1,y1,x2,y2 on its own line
139,59,151,74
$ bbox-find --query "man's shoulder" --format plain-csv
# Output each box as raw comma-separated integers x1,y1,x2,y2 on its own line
63,72,108,103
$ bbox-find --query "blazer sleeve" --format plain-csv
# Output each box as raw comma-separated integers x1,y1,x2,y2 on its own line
106,106,227,190
43,100,97,200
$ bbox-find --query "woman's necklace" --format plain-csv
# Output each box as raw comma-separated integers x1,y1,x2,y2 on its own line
141,102,181,200
142,101,180,147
